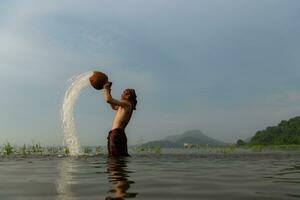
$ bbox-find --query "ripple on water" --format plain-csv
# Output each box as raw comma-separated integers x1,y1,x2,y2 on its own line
0,153,299,200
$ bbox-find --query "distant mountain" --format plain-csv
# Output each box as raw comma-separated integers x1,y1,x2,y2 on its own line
142,130,226,148
250,116,300,145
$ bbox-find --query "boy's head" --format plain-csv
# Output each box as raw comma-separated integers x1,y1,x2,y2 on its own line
121,88,137,110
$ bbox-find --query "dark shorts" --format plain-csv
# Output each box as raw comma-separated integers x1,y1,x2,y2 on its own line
107,128,130,157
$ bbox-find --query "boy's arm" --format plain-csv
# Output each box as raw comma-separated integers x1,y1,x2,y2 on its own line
103,83,130,108
103,83,119,110
109,102,119,110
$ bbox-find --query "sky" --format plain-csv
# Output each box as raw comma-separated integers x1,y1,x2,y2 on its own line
1,0,300,146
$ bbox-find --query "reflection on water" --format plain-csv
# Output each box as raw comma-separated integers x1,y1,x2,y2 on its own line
56,158,76,200
55,156,138,200
106,157,138,199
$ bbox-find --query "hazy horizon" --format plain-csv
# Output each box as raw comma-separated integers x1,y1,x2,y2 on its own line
1,0,300,146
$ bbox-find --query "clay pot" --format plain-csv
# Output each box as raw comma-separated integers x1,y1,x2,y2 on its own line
89,71,109,90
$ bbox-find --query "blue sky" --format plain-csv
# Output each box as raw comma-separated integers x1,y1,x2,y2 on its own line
1,0,300,145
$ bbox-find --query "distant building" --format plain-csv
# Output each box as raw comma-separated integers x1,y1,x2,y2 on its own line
183,143,195,148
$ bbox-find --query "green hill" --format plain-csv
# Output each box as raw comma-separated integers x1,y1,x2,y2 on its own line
143,130,226,148
250,116,300,145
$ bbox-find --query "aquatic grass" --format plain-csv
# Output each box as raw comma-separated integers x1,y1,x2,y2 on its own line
3,142,14,155
132,145,146,153
95,146,103,155
193,145,237,154
219,146,236,154
154,146,161,154
255,145,267,152
64,147,70,155
0,144,72,157
245,144,300,152
29,143,44,155
83,146,93,154
21,144,28,156
132,145,162,154
183,144,300,154
47,146,60,155
0,142,300,158
271,145,300,151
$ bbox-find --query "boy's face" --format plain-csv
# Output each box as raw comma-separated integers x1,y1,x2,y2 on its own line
121,90,130,100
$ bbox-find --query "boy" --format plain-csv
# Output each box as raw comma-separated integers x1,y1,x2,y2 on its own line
103,82,137,157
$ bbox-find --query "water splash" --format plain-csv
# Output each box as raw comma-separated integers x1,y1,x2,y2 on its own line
61,71,93,156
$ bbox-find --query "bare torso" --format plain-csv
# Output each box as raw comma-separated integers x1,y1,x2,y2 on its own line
111,104,133,130
103,84,134,130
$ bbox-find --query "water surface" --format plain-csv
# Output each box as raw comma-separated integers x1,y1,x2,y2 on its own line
0,153,299,200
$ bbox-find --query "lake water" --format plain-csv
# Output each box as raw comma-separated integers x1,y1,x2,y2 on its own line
0,152,299,200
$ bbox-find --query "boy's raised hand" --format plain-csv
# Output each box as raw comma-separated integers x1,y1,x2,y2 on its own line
104,81,112,89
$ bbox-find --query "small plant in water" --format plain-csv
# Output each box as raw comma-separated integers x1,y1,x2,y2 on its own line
154,146,161,154
95,146,102,154
251,145,264,152
224,145,236,154
4,142,13,155
135,145,146,153
30,144,43,155
64,146,70,155
47,146,58,155
21,144,27,156
83,146,93,154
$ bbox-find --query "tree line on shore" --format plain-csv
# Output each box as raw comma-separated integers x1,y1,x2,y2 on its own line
237,116,300,146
